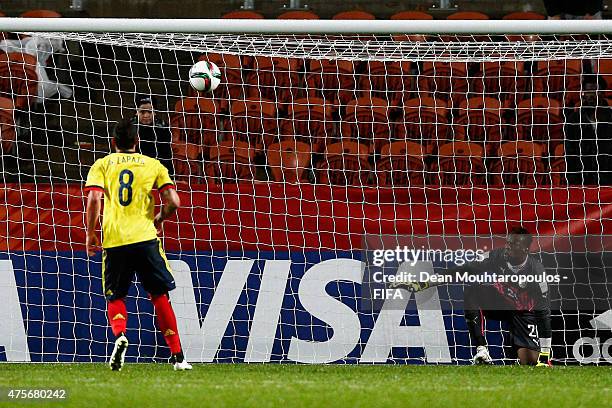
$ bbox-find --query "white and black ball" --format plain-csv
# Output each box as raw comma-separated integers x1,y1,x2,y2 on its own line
188,60,221,93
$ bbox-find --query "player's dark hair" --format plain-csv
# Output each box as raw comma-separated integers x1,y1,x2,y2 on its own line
113,118,138,150
135,94,156,109
508,226,533,246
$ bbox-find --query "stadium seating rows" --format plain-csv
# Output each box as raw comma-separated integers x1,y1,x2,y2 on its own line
173,124,565,186
221,10,547,21
0,54,594,185
169,48,598,185
0,9,602,186
2,7,546,21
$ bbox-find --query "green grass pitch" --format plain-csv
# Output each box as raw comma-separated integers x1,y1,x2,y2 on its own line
0,364,610,407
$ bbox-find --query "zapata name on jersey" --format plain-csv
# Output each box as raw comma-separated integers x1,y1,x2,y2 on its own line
107,155,146,166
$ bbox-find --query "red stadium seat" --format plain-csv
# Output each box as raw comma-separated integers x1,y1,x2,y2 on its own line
171,97,220,148
18,10,62,40
277,10,319,19
206,140,255,183
279,97,334,153
318,141,370,186
267,141,312,182
244,56,302,105
502,12,546,42
533,59,583,106
0,96,16,154
228,98,278,150
490,141,546,186
447,11,489,20
515,97,563,151
453,97,504,153
171,97,221,181
332,11,376,41
199,53,244,104
361,60,412,104
390,11,434,42
20,9,62,18
503,11,545,20
430,141,486,185
394,97,448,154
391,11,433,19
221,10,264,19
417,61,470,107
445,11,489,41
306,59,358,107
0,53,38,109
332,11,376,20
172,142,203,183
377,141,427,186
472,61,526,103
340,97,392,152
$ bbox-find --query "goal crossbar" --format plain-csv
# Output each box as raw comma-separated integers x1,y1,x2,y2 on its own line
1,18,612,34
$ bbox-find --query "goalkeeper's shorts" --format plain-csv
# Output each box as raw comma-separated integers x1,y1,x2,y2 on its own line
102,238,176,300
485,310,541,351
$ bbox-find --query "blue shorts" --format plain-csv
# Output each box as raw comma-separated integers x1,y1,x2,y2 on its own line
102,239,175,300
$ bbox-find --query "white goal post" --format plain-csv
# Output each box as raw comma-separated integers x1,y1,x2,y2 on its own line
0,17,610,365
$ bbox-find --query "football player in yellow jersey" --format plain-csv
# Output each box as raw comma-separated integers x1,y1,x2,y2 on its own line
85,118,192,371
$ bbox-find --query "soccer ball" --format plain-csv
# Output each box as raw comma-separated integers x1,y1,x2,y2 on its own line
188,61,221,93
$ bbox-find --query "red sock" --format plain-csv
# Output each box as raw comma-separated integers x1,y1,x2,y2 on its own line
150,294,182,354
107,299,127,337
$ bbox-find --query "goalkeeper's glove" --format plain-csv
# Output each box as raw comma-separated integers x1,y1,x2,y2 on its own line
536,351,552,367
390,281,430,292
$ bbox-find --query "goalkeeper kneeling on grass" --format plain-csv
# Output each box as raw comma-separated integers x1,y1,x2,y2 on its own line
394,226,552,366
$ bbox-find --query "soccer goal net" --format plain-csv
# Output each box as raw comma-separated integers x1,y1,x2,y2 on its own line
0,18,611,365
